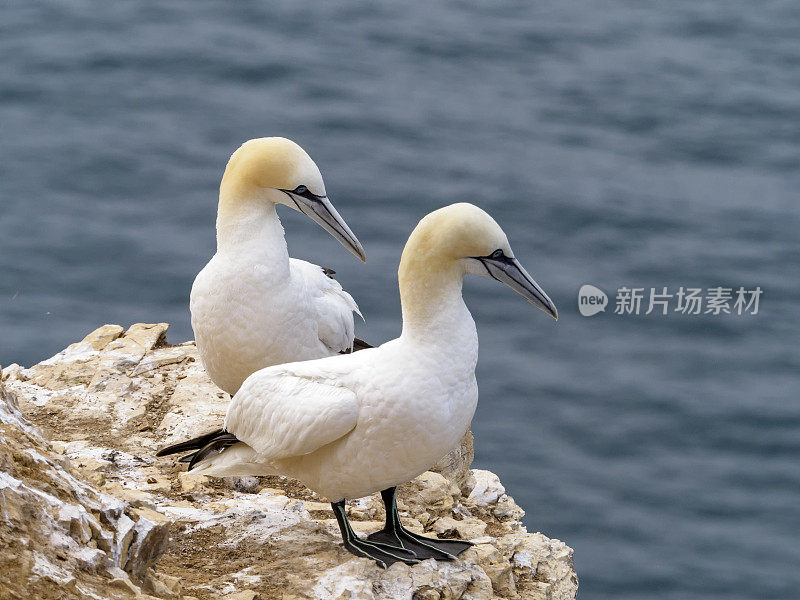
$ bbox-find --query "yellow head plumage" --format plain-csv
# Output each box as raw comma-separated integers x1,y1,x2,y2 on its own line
399,203,557,323
216,137,365,261
400,203,511,278
220,137,325,200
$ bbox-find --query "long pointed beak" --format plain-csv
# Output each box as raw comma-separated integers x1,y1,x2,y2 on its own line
290,193,366,262
480,256,558,320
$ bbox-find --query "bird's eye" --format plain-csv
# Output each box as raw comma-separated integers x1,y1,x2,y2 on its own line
490,249,505,259
294,185,308,195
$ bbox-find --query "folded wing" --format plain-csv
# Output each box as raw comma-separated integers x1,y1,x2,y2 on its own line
291,259,362,354
224,370,359,461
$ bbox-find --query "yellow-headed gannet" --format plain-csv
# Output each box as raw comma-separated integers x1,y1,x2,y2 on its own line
190,137,366,395
160,203,557,567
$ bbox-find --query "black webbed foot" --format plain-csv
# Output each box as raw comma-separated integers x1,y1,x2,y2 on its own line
332,499,419,568
368,486,474,561
342,531,420,568
367,526,473,560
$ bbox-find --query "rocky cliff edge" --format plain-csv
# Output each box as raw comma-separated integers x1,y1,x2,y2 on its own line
1,323,577,600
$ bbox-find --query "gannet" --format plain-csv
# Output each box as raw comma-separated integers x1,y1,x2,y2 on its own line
159,203,558,567
190,137,367,395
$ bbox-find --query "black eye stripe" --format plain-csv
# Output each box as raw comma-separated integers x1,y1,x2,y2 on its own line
474,249,508,260
295,186,325,201
471,249,514,265
279,186,326,201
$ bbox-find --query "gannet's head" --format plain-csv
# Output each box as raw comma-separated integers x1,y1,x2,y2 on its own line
402,203,558,319
222,137,365,261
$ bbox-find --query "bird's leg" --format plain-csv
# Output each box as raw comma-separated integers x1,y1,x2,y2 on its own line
331,500,418,568
366,487,474,560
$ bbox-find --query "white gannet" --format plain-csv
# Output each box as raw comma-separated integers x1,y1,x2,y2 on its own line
159,203,558,567
190,137,367,395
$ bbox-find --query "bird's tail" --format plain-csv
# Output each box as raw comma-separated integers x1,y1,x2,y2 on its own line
156,428,240,471
189,442,265,478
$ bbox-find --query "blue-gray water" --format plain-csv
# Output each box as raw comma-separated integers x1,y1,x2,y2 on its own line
2,2,799,598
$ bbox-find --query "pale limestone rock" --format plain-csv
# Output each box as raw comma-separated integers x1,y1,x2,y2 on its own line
126,507,171,578
312,559,493,600
492,495,525,522
347,494,383,521
141,475,172,495
2,323,577,600
0,376,171,600
83,324,126,351
301,500,333,513
160,574,182,596
464,544,516,598
155,351,229,448
225,591,258,600
100,484,157,510
398,471,459,519
466,470,506,506
109,574,141,595
495,532,578,600
1,362,25,381
143,575,178,599
430,516,487,541
225,475,261,493
178,471,210,493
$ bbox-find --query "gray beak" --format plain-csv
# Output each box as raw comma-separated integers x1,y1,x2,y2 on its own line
283,190,366,262
478,255,558,320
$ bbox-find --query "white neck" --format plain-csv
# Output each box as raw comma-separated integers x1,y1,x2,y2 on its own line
399,260,478,363
215,188,290,272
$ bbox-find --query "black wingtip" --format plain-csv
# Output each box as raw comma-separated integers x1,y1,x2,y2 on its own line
187,434,239,470
353,337,373,351
155,428,227,457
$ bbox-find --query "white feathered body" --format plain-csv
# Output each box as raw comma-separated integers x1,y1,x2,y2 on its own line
193,297,479,501
191,204,360,395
